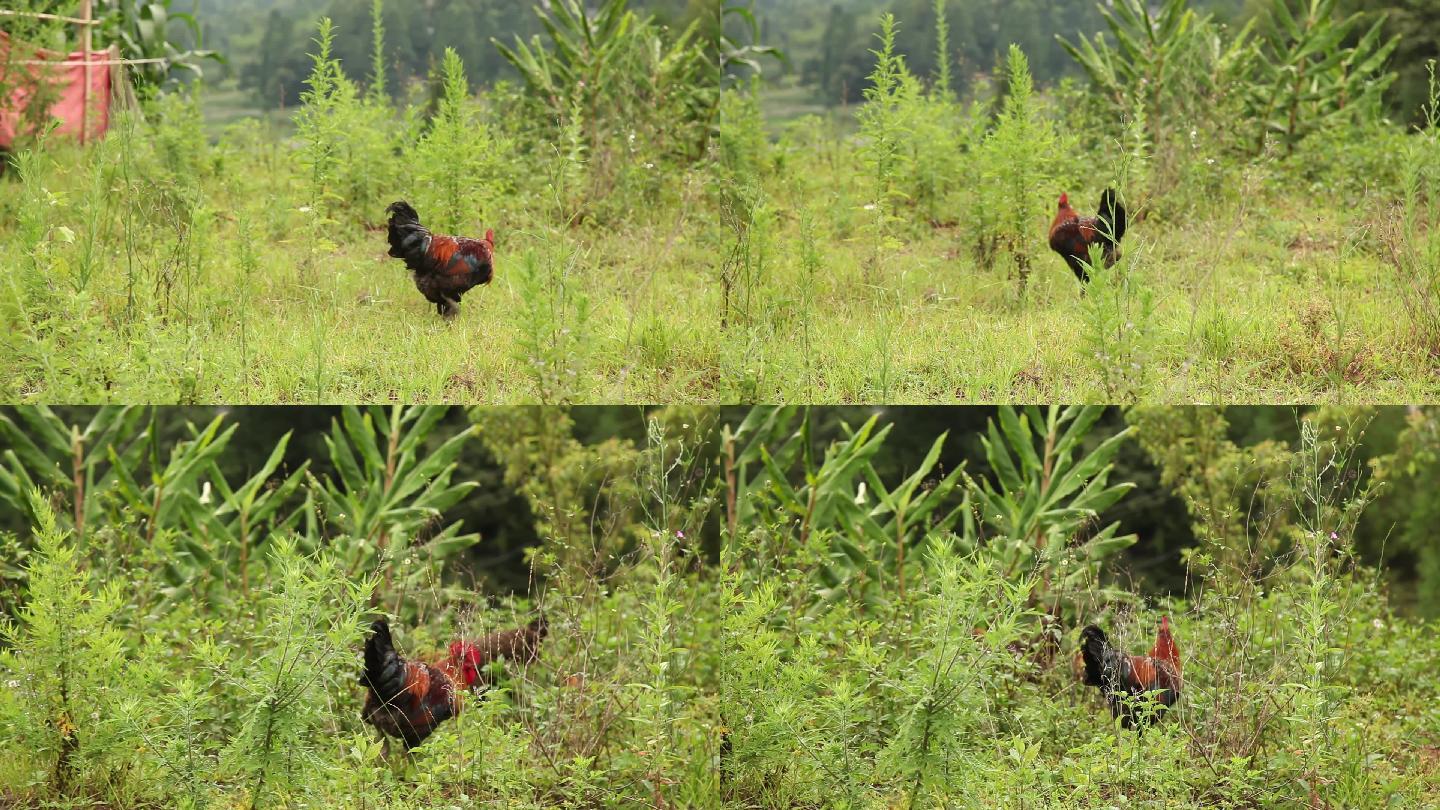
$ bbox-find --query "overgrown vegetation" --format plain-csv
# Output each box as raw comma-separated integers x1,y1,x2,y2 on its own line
4,0,1435,401
0,405,1434,807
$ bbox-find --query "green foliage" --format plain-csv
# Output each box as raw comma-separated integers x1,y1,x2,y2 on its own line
1248,0,1399,153
857,14,918,212
294,17,400,220
496,0,715,206
855,13,970,225
1059,0,1253,158
1382,62,1440,358
473,406,641,576
512,245,594,405
973,45,1064,295
310,406,481,614
959,406,1137,614
721,1,786,84
294,18,354,214
723,407,966,609
1127,406,1297,561
217,539,373,809
719,539,1035,807
95,0,223,94
0,407,478,620
0,493,129,794
1368,405,1440,615
1077,239,1158,401
407,48,514,234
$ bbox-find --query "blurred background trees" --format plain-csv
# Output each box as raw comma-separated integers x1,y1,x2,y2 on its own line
2,405,1435,619
753,0,1434,125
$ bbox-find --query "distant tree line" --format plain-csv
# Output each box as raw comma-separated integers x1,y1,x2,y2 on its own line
758,0,1434,122
202,0,710,108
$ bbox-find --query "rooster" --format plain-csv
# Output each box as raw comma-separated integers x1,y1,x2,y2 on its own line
360,616,549,749
384,200,495,318
1048,189,1126,283
1077,616,1182,729
449,616,549,690
360,619,465,749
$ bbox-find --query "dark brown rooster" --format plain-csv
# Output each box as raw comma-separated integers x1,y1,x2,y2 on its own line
449,616,549,689
360,619,462,749
360,616,550,749
1077,616,1182,728
384,200,495,318
1048,189,1127,283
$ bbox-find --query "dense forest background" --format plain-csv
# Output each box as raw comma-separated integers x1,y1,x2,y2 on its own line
752,0,1438,122
4,406,1435,613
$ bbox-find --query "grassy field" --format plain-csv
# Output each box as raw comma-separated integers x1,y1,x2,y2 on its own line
1,37,1437,403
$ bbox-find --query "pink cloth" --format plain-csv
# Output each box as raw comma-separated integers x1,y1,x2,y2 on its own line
0,32,112,148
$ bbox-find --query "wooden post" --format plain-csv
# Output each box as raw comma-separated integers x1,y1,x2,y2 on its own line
80,0,91,144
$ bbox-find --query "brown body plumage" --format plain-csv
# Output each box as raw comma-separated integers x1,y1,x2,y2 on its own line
384,200,495,318
1048,189,1127,283
360,619,461,749
1077,616,1182,728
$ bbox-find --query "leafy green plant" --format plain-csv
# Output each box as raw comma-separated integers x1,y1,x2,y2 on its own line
856,14,917,217
973,46,1063,296
496,0,714,184
721,1,786,85
95,0,224,94
292,16,402,221
0,407,478,617
407,47,513,234
724,408,965,609
1382,62,1440,358
472,406,641,578
294,18,352,218
1077,239,1157,401
512,246,594,405
958,406,1137,614
309,406,480,614
216,538,372,809
1060,0,1253,154
1249,0,1398,154
0,492,129,795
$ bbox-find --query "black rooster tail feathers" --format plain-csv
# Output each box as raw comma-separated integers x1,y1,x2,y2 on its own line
1097,188,1127,245
1078,625,1110,687
362,619,407,703
385,200,428,261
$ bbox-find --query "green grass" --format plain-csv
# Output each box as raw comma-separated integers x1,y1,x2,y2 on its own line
201,79,296,136
0,89,1435,404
